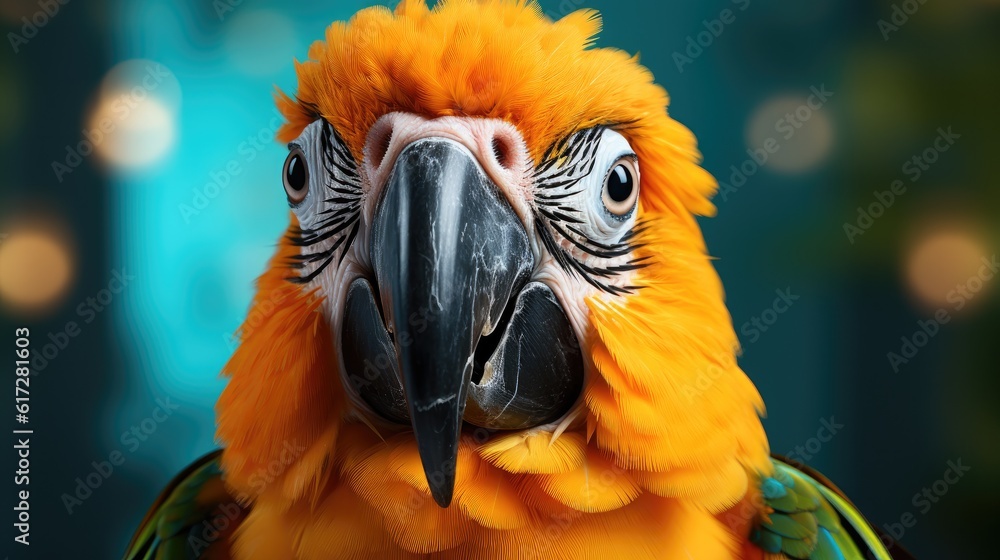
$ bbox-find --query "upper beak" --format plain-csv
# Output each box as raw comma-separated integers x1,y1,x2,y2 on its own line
370,138,533,507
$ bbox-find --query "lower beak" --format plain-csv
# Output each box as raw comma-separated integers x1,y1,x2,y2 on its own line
370,138,533,507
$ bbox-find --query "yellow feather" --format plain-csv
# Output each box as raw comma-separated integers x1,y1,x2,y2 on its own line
534,444,641,513
218,2,773,557
477,430,587,474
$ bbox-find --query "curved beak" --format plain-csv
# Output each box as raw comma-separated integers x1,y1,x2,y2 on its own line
370,138,533,506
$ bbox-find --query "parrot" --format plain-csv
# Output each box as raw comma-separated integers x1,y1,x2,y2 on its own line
125,1,913,559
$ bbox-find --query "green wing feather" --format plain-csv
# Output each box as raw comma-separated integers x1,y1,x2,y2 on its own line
123,449,246,560
751,457,894,560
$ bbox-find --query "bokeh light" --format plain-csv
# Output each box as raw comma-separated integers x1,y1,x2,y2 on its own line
88,59,180,171
99,59,183,115
90,95,176,169
0,226,75,315
224,10,299,77
905,228,991,310
746,95,835,174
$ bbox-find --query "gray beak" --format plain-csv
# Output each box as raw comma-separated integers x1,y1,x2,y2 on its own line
369,138,533,506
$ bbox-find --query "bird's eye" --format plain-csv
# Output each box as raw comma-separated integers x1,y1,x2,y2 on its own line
602,157,639,218
283,148,309,205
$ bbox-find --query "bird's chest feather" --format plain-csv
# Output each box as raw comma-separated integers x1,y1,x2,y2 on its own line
231,455,759,560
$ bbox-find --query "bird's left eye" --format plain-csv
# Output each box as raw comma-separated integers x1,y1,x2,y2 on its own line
602,157,639,218
283,148,309,205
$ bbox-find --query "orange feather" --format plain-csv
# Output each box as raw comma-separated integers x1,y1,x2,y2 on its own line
217,1,773,557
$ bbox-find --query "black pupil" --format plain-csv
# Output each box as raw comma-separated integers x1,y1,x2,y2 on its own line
286,154,306,191
607,164,633,203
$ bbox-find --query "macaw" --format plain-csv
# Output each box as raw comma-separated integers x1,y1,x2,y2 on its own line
125,1,912,559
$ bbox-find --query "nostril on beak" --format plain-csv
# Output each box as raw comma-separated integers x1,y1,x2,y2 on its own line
370,124,394,169
491,135,514,170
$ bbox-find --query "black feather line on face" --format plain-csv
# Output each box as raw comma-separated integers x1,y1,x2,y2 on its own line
533,126,648,296
286,121,363,284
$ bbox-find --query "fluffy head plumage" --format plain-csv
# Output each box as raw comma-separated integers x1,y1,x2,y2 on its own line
276,0,717,220
217,1,771,557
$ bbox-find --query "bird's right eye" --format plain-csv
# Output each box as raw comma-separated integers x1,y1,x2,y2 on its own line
283,147,309,205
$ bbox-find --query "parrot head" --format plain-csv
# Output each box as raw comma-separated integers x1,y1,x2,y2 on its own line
217,0,770,555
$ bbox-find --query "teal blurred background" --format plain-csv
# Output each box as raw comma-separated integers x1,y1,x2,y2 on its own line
1,0,997,557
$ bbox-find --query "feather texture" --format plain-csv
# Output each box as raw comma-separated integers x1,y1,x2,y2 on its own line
749,458,893,560
477,430,587,474
213,1,775,558
124,451,245,560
